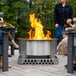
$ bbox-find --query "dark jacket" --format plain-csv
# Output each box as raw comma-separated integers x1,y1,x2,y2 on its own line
54,3,73,25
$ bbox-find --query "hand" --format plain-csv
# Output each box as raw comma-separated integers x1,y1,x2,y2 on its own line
73,18,76,22
72,24,76,30
0,21,3,24
67,19,72,24
55,24,59,28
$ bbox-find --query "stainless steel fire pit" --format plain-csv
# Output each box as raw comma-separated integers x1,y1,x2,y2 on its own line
18,38,59,65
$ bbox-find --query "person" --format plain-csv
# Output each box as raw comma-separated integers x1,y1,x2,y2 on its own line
0,17,19,68
57,32,68,55
0,17,19,48
66,18,76,70
67,18,76,30
57,18,76,70
54,0,73,43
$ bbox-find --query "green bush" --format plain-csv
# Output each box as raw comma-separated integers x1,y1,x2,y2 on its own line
0,0,76,39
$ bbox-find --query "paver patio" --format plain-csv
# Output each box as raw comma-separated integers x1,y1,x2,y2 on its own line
0,48,76,76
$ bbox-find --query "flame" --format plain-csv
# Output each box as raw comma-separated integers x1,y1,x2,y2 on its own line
28,13,52,40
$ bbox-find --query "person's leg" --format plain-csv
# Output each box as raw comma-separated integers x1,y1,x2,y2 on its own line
73,56,76,64
61,37,68,54
8,32,19,48
0,56,11,68
0,56,2,68
65,56,76,70
11,40,19,48
55,25,63,44
73,56,76,70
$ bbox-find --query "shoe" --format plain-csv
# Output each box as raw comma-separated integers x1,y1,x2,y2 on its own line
8,55,12,57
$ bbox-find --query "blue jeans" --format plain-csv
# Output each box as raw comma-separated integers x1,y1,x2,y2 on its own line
55,24,63,43
0,32,3,44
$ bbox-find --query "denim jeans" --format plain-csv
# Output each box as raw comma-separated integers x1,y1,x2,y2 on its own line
55,24,63,43
0,32,3,44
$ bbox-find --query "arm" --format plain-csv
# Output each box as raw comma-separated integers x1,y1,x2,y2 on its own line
69,6,73,19
54,5,58,25
68,23,73,27
67,19,73,27
66,6,73,27
54,5,59,28
67,18,76,30
57,41,62,54
0,17,4,24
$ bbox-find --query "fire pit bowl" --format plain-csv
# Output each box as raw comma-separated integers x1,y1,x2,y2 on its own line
18,38,59,65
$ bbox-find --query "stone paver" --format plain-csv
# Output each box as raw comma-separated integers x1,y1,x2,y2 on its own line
0,50,76,76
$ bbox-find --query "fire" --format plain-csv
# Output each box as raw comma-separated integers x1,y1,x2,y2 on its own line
28,13,52,40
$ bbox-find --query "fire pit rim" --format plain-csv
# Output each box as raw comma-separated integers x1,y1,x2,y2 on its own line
18,38,57,41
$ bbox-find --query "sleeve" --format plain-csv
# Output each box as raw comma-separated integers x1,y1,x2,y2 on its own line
54,5,58,25
56,41,62,53
69,6,73,19
0,17,4,22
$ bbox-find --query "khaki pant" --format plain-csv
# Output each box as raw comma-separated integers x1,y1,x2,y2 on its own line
74,56,76,64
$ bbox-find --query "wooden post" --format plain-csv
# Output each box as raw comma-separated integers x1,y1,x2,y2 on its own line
68,33,74,73
2,32,8,72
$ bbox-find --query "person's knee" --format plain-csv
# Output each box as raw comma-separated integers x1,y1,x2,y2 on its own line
74,56,76,61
